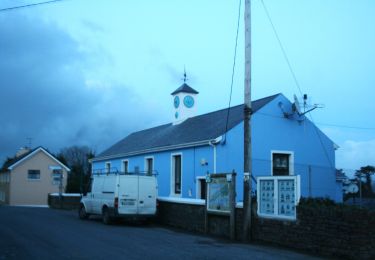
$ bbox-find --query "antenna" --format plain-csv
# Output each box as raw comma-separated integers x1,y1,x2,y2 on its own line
293,94,322,116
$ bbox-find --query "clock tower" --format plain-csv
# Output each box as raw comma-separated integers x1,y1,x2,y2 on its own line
171,75,199,125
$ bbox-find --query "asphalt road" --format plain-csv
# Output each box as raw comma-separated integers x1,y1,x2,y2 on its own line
0,206,320,260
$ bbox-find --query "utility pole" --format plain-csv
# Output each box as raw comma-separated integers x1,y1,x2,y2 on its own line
243,0,252,241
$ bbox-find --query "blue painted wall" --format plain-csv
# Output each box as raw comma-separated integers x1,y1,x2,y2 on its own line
92,94,342,202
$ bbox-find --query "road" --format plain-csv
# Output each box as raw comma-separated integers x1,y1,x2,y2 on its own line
0,206,320,259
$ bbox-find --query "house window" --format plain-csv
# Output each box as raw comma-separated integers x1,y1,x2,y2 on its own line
52,169,62,185
145,157,154,175
122,160,129,173
257,176,300,220
172,154,182,195
272,152,293,176
28,170,40,180
105,162,111,174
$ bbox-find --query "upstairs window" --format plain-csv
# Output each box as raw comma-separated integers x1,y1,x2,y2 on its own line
145,157,153,175
272,153,292,176
28,170,40,180
105,162,111,174
52,169,62,185
122,160,129,174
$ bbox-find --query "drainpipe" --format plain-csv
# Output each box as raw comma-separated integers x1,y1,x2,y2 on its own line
209,136,223,174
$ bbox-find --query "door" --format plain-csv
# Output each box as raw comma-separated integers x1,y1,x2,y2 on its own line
118,175,138,214
138,176,157,215
117,175,157,215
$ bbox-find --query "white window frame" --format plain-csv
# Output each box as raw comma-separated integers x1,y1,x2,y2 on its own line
27,169,41,181
121,159,129,173
196,176,206,199
105,162,111,174
170,153,183,197
257,175,301,220
271,150,294,176
51,169,63,185
144,156,154,175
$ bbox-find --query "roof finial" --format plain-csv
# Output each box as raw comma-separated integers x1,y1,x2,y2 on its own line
182,66,188,83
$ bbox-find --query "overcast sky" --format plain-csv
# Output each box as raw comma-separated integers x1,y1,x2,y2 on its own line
0,0,374,173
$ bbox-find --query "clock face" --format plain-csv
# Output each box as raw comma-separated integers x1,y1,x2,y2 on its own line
183,95,194,108
174,96,180,108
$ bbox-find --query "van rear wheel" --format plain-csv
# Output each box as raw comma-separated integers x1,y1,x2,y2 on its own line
102,207,112,225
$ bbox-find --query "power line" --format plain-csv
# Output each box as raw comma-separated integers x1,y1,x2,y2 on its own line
260,0,303,96
225,0,242,135
0,0,66,12
314,123,375,131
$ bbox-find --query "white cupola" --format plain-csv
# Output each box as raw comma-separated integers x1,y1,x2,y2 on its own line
171,74,199,125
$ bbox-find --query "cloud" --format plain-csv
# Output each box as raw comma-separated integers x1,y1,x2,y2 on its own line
0,13,160,164
336,139,375,172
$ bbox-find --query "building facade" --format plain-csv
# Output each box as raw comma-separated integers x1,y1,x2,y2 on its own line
0,147,70,205
92,84,342,203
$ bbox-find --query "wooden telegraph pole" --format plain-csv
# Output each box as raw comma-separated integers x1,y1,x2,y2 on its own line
243,0,252,241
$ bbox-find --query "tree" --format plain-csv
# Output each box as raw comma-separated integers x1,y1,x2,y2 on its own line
57,146,95,194
355,165,375,198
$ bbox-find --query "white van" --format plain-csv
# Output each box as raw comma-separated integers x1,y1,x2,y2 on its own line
79,171,158,224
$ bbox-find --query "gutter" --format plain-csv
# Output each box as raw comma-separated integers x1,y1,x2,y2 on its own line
91,138,222,162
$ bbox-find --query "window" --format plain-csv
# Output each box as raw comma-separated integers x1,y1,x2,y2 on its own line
145,157,153,175
52,169,62,185
257,176,300,220
0,191,5,202
122,160,129,173
172,154,182,195
0,173,9,184
105,162,111,174
272,152,294,176
28,170,40,180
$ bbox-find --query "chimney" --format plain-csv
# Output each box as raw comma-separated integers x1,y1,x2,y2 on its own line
16,147,31,157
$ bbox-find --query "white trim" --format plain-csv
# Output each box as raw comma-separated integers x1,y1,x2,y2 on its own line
157,196,205,205
271,150,294,176
195,176,206,199
8,147,70,171
121,159,129,173
170,153,183,197
144,156,154,174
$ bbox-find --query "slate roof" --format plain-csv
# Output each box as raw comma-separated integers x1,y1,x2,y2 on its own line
171,83,199,95
95,94,280,160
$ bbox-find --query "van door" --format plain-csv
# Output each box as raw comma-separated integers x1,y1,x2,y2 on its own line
118,175,138,214
137,176,157,215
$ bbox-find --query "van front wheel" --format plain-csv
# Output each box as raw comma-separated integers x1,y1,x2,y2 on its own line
78,204,89,220
102,207,112,225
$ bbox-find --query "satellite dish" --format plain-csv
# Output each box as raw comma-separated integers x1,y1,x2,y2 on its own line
293,94,302,115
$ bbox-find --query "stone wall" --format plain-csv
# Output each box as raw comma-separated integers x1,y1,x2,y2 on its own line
48,193,81,210
157,199,375,259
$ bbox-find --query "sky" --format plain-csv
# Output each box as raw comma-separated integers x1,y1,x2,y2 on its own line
0,0,374,174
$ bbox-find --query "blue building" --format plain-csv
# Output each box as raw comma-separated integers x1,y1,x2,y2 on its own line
92,83,342,203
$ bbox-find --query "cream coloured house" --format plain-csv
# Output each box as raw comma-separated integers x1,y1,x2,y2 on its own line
0,147,70,205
